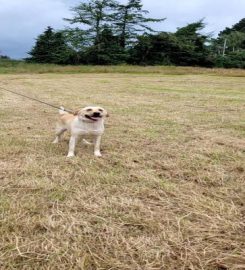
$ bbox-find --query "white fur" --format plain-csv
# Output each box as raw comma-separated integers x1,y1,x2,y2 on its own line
66,117,104,157
53,106,107,158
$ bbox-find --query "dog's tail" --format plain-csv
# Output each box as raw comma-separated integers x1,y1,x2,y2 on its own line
59,106,68,115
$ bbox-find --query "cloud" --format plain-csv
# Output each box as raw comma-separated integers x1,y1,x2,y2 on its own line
143,0,245,34
0,0,244,59
0,0,74,58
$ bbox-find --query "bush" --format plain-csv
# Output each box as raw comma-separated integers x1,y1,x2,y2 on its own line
215,51,245,68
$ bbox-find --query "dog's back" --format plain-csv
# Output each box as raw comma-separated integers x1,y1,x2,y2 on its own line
58,107,76,126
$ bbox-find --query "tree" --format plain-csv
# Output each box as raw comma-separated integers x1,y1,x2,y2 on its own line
27,26,74,64
65,0,164,50
219,18,245,36
0,55,10,60
129,32,178,65
216,31,245,55
129,20,214,67
215,51,245,68
113,0,165,48
174,20,213,66
84,27,127,64
227,31,245,52
64,0,116,46
210,18,245,68
212,19,245,57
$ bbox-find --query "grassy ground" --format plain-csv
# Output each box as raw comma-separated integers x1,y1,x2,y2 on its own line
0,67,245,269
1,59,245,77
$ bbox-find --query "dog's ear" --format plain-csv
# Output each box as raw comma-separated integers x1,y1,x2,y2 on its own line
104,110,109,117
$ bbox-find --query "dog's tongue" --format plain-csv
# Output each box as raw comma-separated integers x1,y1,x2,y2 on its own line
90,117,98,122
85,115,98,122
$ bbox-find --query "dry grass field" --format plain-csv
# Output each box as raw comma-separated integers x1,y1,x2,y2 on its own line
0,67,245,269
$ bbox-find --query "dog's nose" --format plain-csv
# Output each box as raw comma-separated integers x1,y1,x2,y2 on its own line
93,112,101,117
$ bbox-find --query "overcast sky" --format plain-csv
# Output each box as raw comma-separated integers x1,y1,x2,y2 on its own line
0,0,244,59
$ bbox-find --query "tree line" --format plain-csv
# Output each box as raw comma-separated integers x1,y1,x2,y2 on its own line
26,0,245,68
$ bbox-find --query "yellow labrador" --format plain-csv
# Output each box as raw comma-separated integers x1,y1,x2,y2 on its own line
53,106,108,157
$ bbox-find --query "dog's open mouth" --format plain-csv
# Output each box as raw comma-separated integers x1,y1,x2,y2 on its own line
85,114,102,122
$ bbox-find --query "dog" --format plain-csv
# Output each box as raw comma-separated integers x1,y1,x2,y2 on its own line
52,106,108,157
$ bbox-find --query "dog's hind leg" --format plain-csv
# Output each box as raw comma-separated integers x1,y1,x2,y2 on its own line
52,127,67,144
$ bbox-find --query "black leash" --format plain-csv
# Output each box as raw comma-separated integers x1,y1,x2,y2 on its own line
0,86,74,114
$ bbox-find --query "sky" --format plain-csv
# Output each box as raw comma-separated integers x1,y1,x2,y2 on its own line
0,0,244,59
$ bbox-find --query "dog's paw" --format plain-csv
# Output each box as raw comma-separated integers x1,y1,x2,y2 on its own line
52,138,59,144
94,151,102,157
67,153,75,158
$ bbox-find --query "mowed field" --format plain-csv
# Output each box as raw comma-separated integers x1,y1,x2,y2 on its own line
0,67,245,269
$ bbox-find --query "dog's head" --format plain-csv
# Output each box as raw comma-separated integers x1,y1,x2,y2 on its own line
75,106,108,122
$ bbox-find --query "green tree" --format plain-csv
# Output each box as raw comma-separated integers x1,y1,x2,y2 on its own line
228,31,245,52
27,26,74,64
129,32,177,65
210,19,245,68
0,55,10,60
217,31,245,55
113,0,165,48
215,51,245,68
129,20,214,67
219,18,245,36
64,0,116,46
85,27,127,64
174,20,213,66
216,18,245,54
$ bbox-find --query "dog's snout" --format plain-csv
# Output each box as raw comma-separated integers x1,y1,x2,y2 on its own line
93,112,101,117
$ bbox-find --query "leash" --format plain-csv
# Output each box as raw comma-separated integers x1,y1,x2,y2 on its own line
0,86,74,114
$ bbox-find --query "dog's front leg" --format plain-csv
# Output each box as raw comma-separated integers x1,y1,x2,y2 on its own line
94,135,102,157
67,135,78,157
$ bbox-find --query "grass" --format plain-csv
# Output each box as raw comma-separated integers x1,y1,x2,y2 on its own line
1,59,245,77
0,67,245,269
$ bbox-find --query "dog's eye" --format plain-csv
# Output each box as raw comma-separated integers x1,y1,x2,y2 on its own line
86,108,93,112
98,109,103,112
